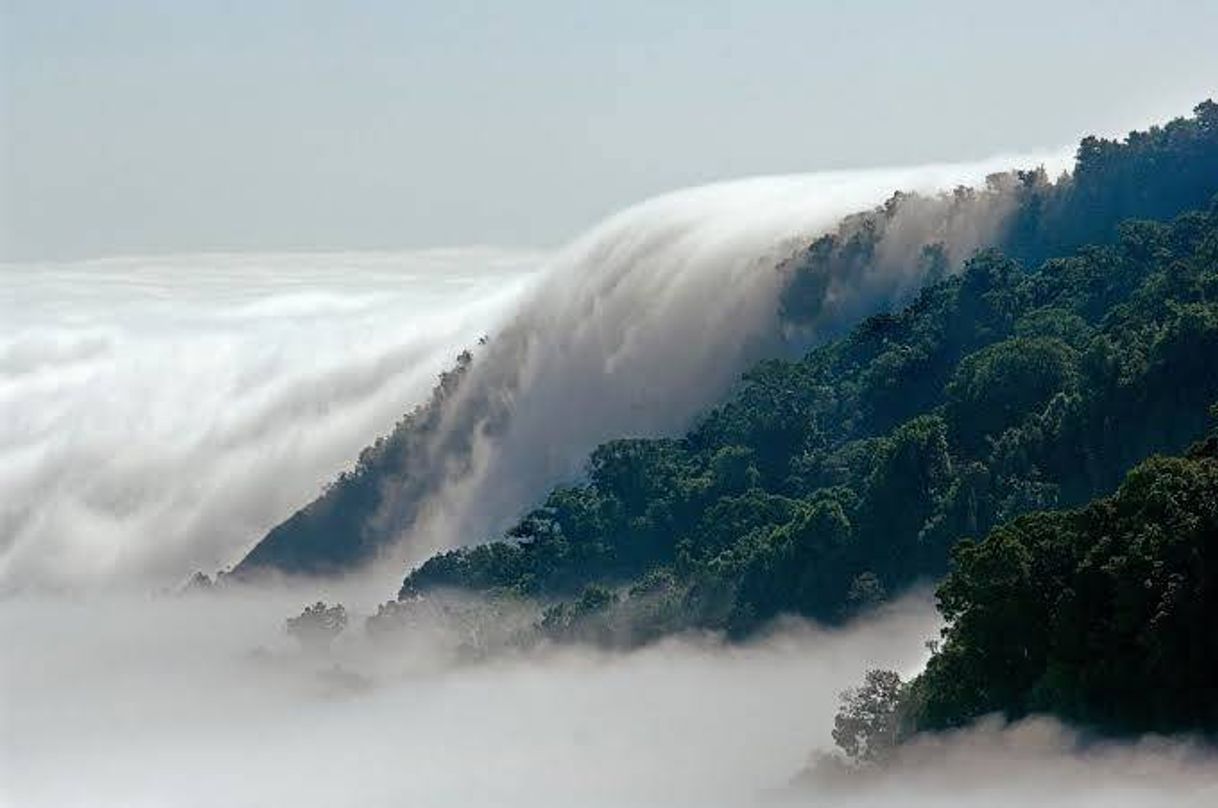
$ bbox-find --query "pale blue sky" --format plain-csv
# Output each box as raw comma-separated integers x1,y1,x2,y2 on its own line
3,0,1217,260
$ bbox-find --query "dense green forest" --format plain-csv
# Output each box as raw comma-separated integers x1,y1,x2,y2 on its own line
900,431,1218,736
237,101,1218,580
834,430,1218,760
398,103,1218,649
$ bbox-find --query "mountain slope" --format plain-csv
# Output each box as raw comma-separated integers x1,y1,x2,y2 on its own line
401,143,1218,643
237,101,1218,584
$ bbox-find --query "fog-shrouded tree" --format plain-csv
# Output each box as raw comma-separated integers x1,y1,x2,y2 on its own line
286,601,348,651
832,669,904,765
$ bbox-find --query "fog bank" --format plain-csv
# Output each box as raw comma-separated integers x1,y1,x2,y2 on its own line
0,250,541,591
3,589,1213,807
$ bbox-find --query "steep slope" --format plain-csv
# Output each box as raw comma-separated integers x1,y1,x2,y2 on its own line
238,101,1218,583
231,165,1037,578
401,135,1218,643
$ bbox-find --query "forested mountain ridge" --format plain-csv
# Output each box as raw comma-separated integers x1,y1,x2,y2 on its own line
398,107,1218,645
236,101,1218,583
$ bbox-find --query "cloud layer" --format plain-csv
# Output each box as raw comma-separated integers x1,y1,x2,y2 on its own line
0,250,541,591
4,589,1213,808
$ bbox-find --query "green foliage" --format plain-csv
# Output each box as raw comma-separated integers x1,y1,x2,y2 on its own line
778,100,1218,331
401,181,1218,646
906,434,1218,735
944,337,1079,452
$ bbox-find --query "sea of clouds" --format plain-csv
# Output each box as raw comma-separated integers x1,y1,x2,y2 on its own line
0,249,542,591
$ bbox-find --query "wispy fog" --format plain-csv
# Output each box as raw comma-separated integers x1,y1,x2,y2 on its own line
817,716,1218,807
0,250,542,591
3,589,1213,807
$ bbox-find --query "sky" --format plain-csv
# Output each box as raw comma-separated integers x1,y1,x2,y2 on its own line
3,0,1217,261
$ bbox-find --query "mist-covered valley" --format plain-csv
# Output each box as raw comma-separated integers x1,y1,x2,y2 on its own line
6,586,1216,808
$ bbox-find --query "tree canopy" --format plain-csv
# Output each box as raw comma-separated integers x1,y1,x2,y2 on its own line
903,431,1218,736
